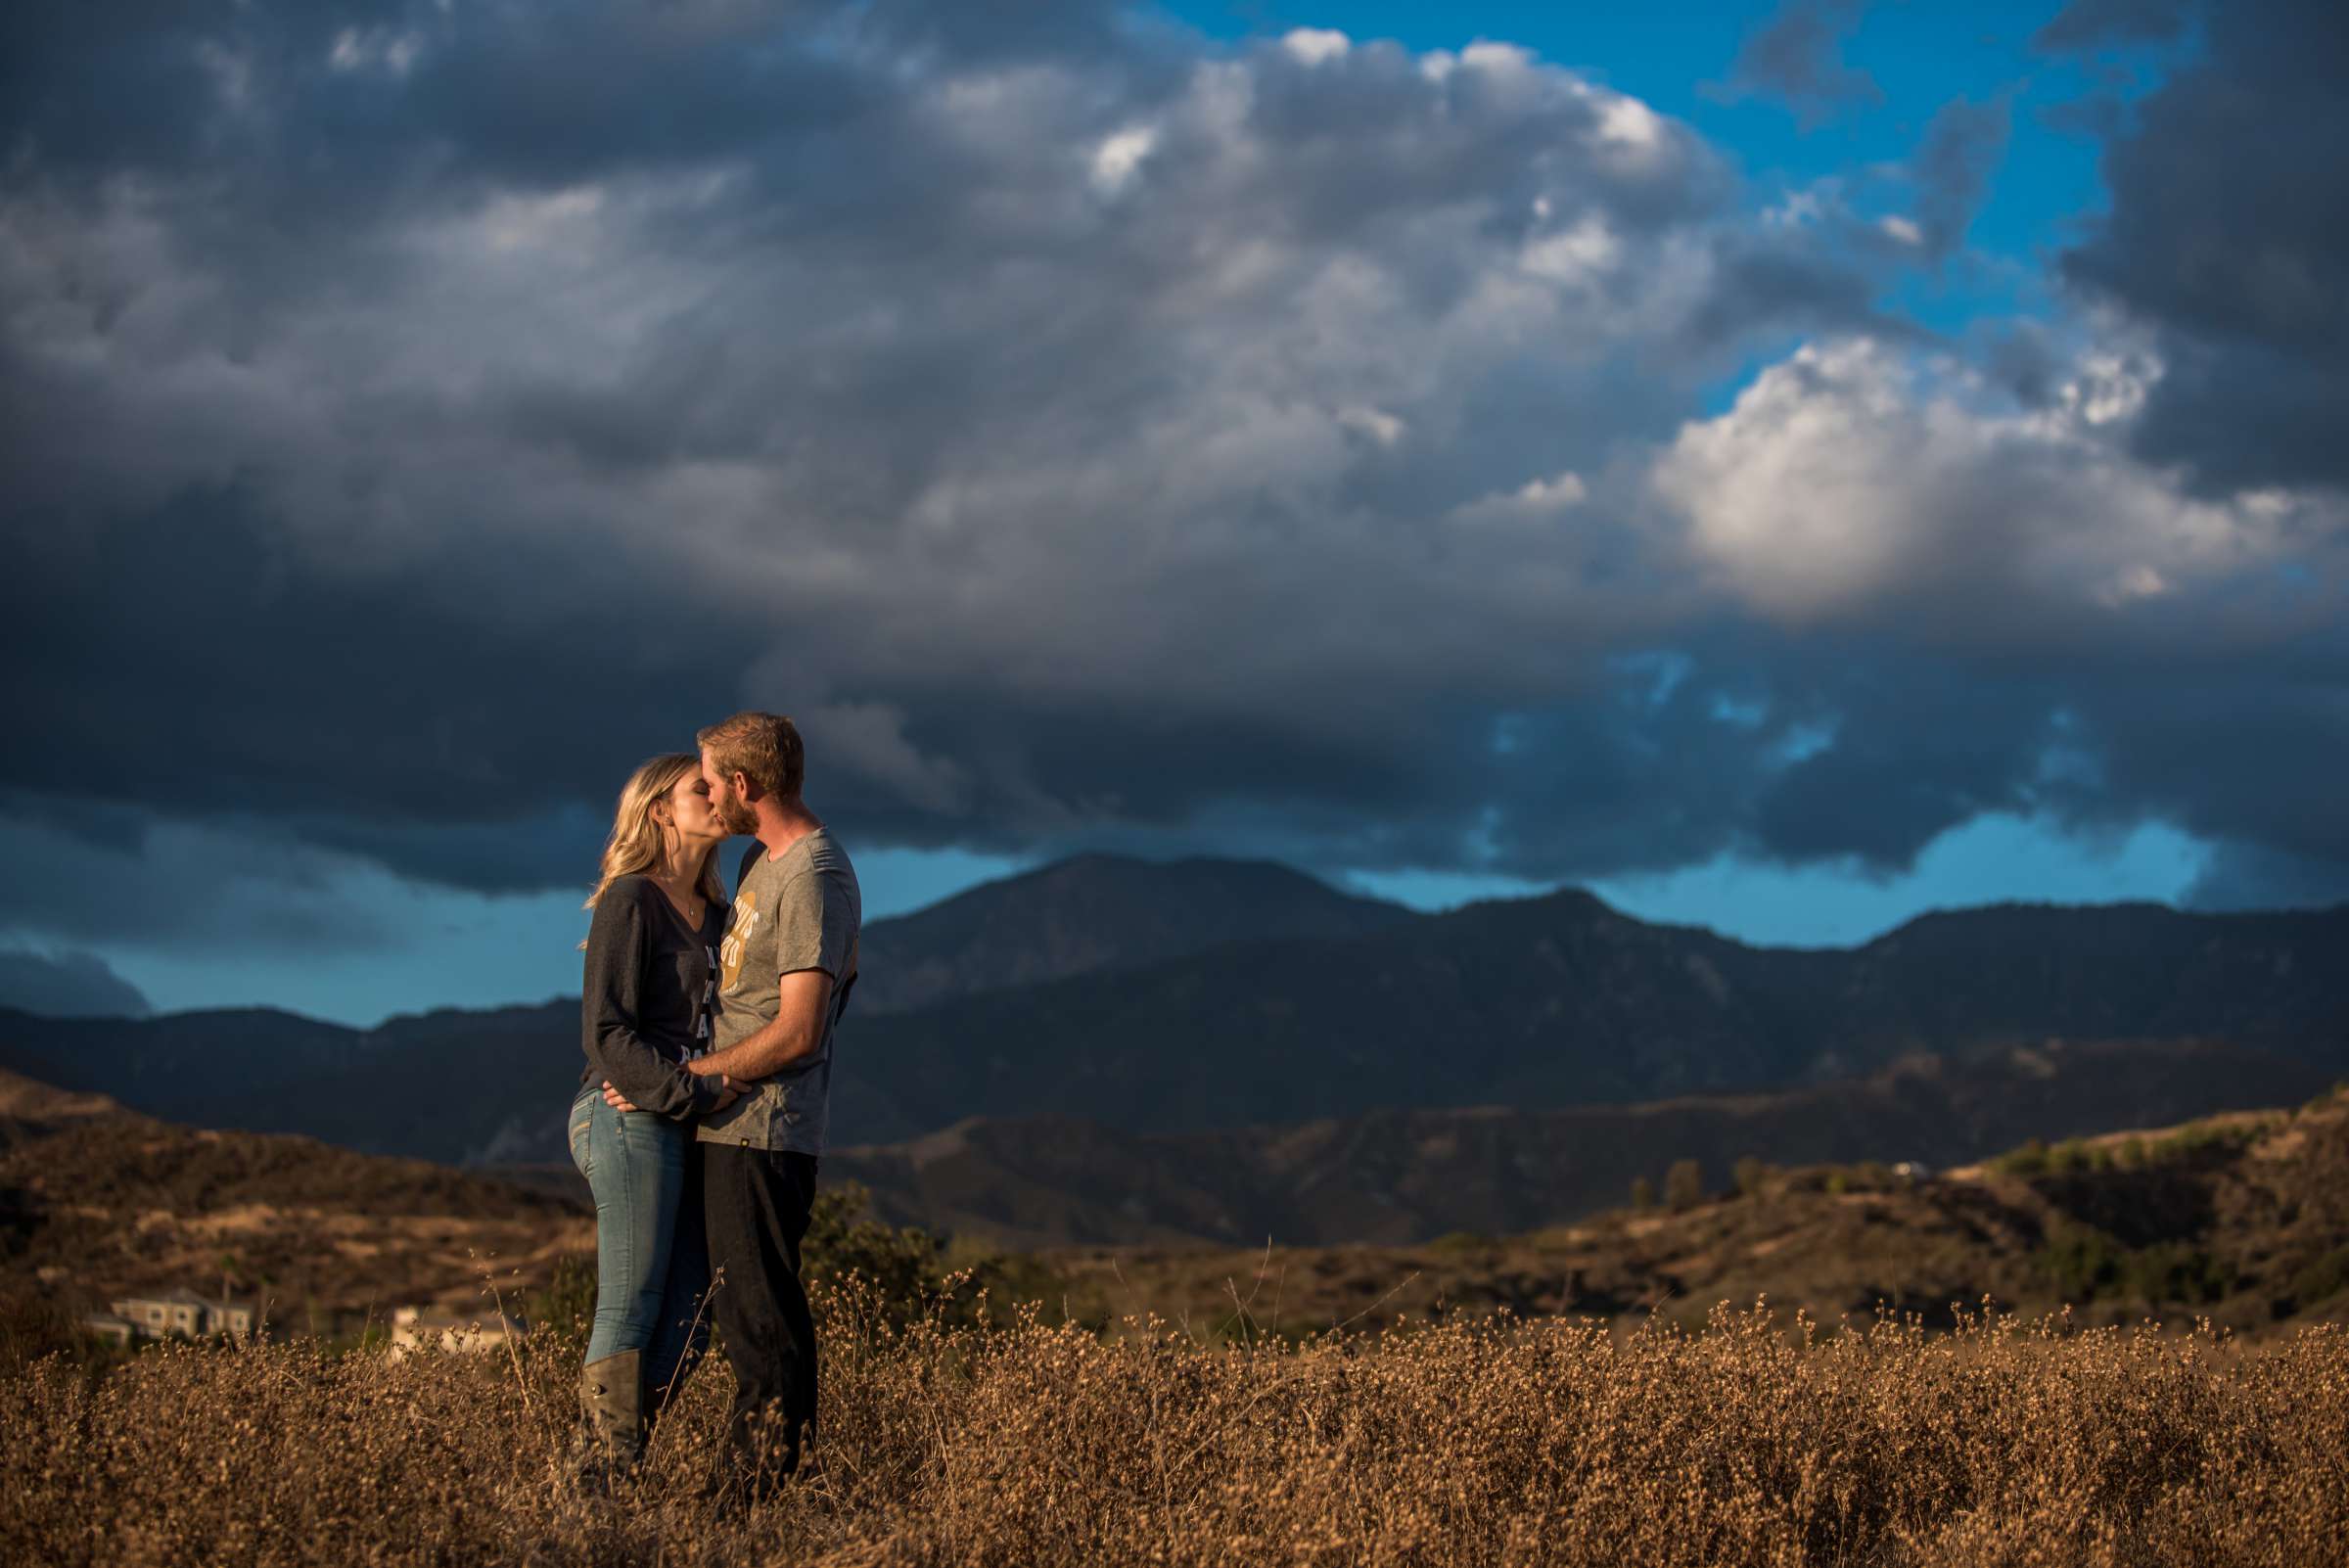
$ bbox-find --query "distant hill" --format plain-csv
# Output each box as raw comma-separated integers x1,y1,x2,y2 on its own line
852,853,1412,1013
0,1075,587,1335
826,1038,2338,1248
0,1067,127,1150
1,859,2343,1165
7,1071,2344,1355
0,1001,582,1166
1061,1085,2349,1342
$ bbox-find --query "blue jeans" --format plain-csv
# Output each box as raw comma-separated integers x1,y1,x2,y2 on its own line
567,1084,713,1401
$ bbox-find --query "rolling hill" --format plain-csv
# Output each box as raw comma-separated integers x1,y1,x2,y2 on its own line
824,1038,2337,1248
1045,1085,2349,1342
7,1066,2346,1356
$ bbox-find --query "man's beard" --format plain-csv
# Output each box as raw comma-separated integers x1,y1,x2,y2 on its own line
719,796,759,835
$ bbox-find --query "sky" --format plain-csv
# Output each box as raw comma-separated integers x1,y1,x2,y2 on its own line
1,0,2344,1025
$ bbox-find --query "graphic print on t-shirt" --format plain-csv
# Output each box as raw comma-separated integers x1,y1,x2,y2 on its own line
692,940,717,1053
718,891,760,992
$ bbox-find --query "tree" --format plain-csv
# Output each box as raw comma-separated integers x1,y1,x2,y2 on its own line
1732,1157,1768,1198
1630,1176,1655,1211
1665,1159,1705,1212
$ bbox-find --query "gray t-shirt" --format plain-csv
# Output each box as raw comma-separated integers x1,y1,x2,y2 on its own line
696,827,860,1155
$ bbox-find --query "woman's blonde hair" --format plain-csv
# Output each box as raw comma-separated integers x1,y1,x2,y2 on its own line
580,754,727,943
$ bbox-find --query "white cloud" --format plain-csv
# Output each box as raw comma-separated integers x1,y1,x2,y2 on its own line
1448,470,1588,529
1596,95,1666,150
1652,338,2332,624
1520,216,1621,284
1282,28,1352,67
328,26,424,77
1336,405,1407,446
1090,125,1157,194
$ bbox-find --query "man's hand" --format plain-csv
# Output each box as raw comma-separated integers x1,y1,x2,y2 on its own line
692,969,834,1083
601,1069,741,1115
687,1057,745,1112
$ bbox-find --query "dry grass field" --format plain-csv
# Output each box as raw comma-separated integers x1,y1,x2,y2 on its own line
3,1283,2345,1568
7,1076,2348,1565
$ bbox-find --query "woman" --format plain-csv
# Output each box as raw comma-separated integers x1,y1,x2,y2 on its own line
568,753,741,1478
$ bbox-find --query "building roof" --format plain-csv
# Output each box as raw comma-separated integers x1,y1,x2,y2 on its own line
116,1288,215,1307
114,1287,257,1311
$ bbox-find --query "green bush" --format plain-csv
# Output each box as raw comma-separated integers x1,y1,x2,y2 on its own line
2035,1227,2125,1301
1428,1231,1495,1255
2289,1246,2349,1307
1994,1139,2049,1177
527,1253,598,1341
2123,1244,2233,1306
2034,1227,2233,1306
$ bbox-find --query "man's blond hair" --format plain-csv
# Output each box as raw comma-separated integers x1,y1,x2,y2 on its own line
698,711,805,799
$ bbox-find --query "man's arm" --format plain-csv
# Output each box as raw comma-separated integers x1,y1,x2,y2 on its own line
689,967,834,1084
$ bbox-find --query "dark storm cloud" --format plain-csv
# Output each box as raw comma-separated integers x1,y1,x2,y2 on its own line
2,0,2347,952
2053,0,2349,496
1911,98,2010,262
1714,0,1882,126
0,946,153,1019
2033,0,2192,52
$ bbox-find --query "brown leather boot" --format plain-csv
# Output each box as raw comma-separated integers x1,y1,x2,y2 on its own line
576,1350,645,1485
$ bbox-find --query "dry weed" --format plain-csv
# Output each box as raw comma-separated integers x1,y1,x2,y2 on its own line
2,1284,2342,1567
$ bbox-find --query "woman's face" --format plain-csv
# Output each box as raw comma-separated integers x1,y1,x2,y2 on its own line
663,770,725,843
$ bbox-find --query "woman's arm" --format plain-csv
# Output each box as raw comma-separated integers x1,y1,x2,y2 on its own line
579,887,727,1120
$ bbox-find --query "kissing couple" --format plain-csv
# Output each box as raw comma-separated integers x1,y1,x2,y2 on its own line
564,710,861,1500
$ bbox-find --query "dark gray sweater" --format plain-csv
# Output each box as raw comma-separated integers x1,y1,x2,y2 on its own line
577,875,729,1120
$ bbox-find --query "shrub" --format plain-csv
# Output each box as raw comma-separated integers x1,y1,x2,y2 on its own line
3,1298,2344,1566
1629,1176,1654,1212
529,1254,598,1341
1731,1157,1768,1197
1663,1160,1705,1213
2035,1226,2126,1302
1428,1231,1494,1255
2290,1246,2349,1308
2034,1228,2234,1307
2123,1244,2233,1307
1995,1138,2050,1177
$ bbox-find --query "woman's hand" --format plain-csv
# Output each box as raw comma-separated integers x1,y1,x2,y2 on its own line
684,1056,745,1112
599,1066,742,1115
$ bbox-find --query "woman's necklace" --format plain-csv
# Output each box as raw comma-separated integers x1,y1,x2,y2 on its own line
650,871,704,928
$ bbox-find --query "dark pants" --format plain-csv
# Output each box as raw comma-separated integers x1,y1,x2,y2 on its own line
701,1143,820,1485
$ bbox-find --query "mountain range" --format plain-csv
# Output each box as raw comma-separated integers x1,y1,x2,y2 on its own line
2,853,2343,1247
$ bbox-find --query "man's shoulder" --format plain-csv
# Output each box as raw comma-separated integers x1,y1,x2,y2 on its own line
800,828,856,879
769,832,860,927
759,828,856,882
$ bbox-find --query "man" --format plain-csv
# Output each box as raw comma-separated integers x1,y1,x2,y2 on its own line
607,709,859,1496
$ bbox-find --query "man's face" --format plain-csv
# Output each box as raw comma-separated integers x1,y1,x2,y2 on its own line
700,748,759,835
